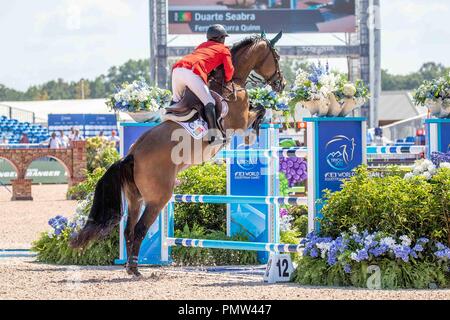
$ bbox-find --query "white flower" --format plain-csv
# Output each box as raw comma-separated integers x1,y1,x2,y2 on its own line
349,225,358,234
343,83,356,97
440,162,450,169
427,165,437,175
422,172,432,180
404,172,413,180
47,231,54,239
412,164,424,174
399,235,411,247
350,252,358,261
380,237,396,249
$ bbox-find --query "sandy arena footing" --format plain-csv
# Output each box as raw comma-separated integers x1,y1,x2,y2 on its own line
0,185,449,300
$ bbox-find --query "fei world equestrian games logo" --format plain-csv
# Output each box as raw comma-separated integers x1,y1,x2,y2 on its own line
325,135,356,171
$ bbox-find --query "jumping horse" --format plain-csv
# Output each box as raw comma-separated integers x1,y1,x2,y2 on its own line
70,32,286,278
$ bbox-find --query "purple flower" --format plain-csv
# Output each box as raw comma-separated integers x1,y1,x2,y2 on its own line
344,264,352,274
393,245,411,262
279,208,289,218
413,244,424,252
310,248,319,258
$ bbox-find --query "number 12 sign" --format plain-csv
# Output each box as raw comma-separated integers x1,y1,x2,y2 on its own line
264,254,295,284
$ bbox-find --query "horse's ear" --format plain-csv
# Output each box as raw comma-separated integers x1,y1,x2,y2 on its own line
270,30,283,47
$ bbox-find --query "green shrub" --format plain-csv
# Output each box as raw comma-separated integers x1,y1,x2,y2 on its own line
171,224,258,266
319,166,449,243
86,137,120,173
287,205,308,237
174,163,227,232
32,225,119,266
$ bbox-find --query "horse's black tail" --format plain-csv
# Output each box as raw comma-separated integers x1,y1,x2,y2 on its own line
70,155,135,249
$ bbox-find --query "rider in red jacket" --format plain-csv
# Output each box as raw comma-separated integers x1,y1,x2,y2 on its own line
172,24,234,142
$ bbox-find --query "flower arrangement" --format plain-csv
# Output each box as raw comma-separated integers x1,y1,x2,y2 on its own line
247,85,291,123
106,79,172,122
404,158,450,180
248,85,289,111
288,63,370,117
292,229,450,288
413,73,450,118
431,151,450,167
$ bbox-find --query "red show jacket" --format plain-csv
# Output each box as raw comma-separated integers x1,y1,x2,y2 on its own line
173,41,235,83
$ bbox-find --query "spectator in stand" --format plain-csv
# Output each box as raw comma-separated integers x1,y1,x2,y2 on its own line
68,127,76,141
72,129,84,142
48,132,62,149
59,130,69,148
108,130,120,149
98,131,108,142
1,136,8,146
19,133,30,144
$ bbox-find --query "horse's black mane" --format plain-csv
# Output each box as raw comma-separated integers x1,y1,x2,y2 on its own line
230,35,263,56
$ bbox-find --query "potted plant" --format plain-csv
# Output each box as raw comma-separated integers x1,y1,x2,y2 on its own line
247,85,290,124
288,63,370,117
413,73,450,118
106,79,172,123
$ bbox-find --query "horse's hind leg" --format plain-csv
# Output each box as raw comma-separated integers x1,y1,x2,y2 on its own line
124,189,142,272
126,200,170,278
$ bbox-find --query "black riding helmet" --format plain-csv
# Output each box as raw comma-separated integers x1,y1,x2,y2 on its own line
207,24,229,42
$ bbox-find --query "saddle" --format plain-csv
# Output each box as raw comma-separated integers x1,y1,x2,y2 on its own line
162,89,228,124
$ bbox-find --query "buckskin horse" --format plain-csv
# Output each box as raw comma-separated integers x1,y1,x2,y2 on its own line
70,32,286,278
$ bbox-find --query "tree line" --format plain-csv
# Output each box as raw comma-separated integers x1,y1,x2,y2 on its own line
0,59,448,102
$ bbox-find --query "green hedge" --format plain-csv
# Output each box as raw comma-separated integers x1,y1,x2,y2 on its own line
319,166,450,244
174,163,227,232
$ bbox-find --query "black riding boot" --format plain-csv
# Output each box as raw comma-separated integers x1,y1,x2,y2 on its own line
204,102,220,143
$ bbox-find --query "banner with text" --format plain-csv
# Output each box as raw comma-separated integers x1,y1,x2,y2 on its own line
169,0,356,34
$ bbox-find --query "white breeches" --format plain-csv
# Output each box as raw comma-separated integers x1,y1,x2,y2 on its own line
172,67,215,106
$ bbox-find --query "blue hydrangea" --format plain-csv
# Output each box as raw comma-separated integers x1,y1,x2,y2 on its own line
393,245,412,262
343,264,352,274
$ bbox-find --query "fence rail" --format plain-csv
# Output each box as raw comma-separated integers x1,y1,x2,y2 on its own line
171,194,308,206
0,104,36,124
166,238,304,253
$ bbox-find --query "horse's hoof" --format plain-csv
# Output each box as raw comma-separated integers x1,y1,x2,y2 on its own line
126,266,143,279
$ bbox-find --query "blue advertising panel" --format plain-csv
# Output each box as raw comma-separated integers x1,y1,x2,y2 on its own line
440,122,450,152
425,119,450,156
306,118,366,231
316,120,364,197
84,114,118,138
229,133,269,242
117,123,163,265
48,114,84,128
48,114,118,139
228,127,277,263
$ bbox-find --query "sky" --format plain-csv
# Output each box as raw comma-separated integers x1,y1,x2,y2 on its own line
0,0,449,91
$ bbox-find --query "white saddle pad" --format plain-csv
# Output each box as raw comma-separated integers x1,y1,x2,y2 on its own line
175,118,209,140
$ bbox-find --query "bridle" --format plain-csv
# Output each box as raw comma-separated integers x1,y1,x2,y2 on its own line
247,38,284,91
210,36,284,100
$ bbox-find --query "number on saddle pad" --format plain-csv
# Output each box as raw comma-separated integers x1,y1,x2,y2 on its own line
264,254,294,284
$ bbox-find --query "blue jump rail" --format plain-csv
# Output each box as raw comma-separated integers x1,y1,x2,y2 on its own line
171,194,308,206
215,148,308,159
366,146,425,155
215,146,425,159
166,238,304,253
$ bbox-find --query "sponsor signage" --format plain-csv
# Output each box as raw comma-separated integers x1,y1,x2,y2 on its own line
169,0,356,34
